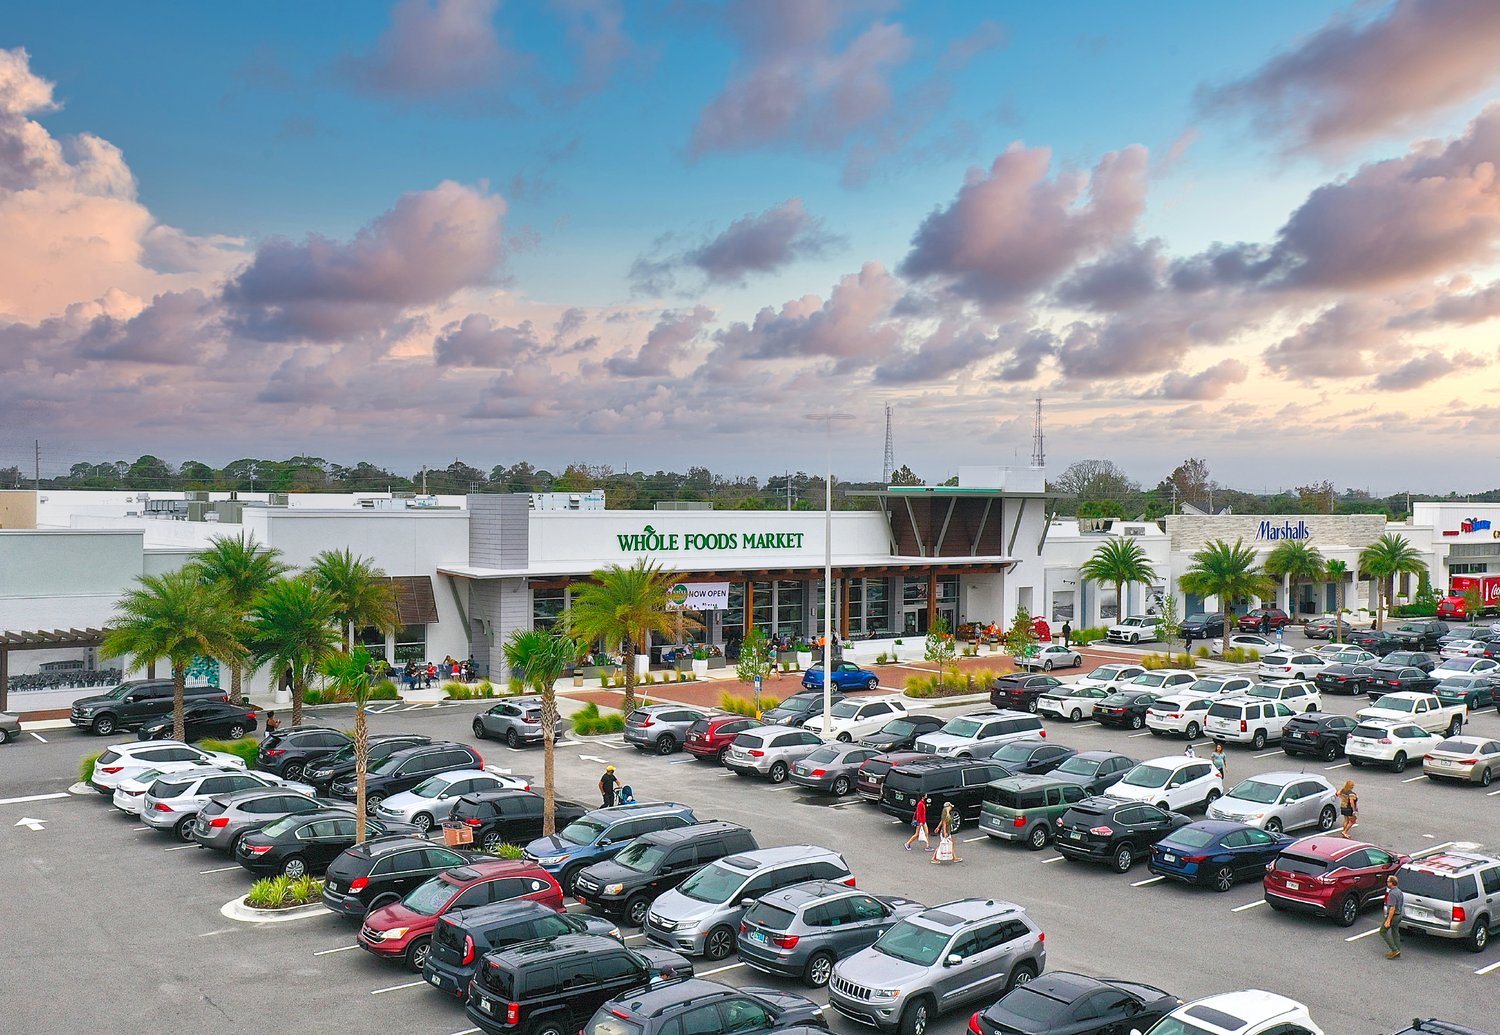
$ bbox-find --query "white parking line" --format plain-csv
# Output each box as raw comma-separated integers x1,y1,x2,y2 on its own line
370,979,427,994
1345,928,1381,942
697,962,746,977
963,835,987,843
28,731,46,743
1411,842,1456,859
314,944,361,955
622,934,646,942
1131,876,1166,887
1475,958,1500,976
1127,732,1153,738
1231,900,1266,912
1401,775,1426,783
0,792,69,806
200,865,240,874
371,704,402,714
1488,788,1500,797
1042,856,1066,864
1324,762,1351,771
1254,750,1282,758
1077,722,1101,728
164,845,196,852
198,928,233,937
1423,834,1436,839
449,1028,482,1035
668,759,694,765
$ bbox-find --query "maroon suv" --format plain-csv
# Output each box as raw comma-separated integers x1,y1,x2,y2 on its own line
855,750,934,803
1238,608,1291,633
683,716,763,764
1263,836,1409,926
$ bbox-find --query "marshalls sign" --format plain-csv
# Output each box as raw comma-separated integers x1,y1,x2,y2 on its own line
665,582,730,612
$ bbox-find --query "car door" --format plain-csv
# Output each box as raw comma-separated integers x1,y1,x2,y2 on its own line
964,920,1031,1004
315,816,359,868
843,893,895,953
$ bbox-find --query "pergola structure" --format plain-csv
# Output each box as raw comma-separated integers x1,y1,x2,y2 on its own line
0,628,110,713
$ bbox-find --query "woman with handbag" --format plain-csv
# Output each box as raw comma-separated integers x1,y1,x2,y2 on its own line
932,802,962,864
904,795,931,852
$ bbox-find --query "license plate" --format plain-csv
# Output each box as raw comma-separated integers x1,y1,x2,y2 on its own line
1069,831,1084,841
1164,853,1177,863
480,997,494,1016
890,791,904,801
575,895,588,904
1286,881,1300,891
427,974,440,987
751,931,767,943
327,882,341,893
1288,732,1305,739
1433,760,1454,768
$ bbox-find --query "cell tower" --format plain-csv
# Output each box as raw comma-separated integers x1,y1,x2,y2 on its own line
882,403,895,483
1030,396,1045,469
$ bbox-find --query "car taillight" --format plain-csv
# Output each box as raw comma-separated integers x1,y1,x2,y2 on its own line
350,877,369,892
1453,905,1467,923
1238,719,1248,731
770,933,800,949
152,803,174,812
1038,729,1046,738
465,818,483,826
100,766,124,774
264,748,286,757
248,845,272,855
811,769,826,777
968,1012,983,1035
209,817,230,828
748,750,765,757
126,789,144,796
506,1002,521,1026
462,935,475,965
1037,932,1044,942
739,921,748,933
1182,855,1207,863
638,718,655,727
1013,816,1027,828
1459,758,1479,765
1090,826,1113,836
842,876,857,886
1377,737,1391,744
1168,713,1182,719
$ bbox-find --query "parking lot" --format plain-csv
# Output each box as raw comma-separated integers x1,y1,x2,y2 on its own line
2,652,1497,1035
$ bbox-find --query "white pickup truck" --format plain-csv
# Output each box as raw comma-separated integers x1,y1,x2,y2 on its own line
1355,691,1465,737
1107,615,1162,644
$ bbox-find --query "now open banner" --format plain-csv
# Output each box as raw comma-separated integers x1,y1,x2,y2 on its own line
665,582,730,611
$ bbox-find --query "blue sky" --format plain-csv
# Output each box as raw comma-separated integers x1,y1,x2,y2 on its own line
4,1,1500,491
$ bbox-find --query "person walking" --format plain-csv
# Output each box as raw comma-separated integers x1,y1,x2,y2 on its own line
599,765,620,808
1210,742,1226,783
1339,780,1359,837
1184,741,1196,758
1380,875,1404,960
1060,621,1072,649
904,795,930,852
263,711,280,737
931,802,961,864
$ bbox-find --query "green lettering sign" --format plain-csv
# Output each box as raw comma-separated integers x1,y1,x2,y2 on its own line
615,525,806,553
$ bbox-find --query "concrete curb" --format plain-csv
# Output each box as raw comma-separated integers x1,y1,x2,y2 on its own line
219,897,331,924
67,782,94,795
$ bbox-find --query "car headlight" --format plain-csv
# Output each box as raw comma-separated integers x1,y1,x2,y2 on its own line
1250,812,1265,821
377,927,409,941
875,989,902,999
604,883,625,896
538,855,569,866
607,928,621,939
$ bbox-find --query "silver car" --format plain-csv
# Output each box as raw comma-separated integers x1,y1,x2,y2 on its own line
191,786,347,853
828,899,1047,1034
373,768,528,832
1397,850,1500,952
1423,735,1500,785
738,881,924,987
141,767,312,840
724,725,825,783
472,696,564,748
625,704,709,755
1206,771,1339,834
0,711,20,744
914,710,1044,755
790,744,880,795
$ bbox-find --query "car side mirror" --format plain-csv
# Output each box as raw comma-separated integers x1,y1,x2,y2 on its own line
946,953,963,967
740,898,756,909
597,838,612,847
1130,1029,1144,1035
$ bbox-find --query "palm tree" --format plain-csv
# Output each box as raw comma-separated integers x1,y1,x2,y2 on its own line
190,533,288,705
565,560,697,713
322,646,375,840
1323,560,1349,644
101,570,244,742
1264,540,1325,618
307,548,399,651
503,629,576,837
246,576,342,728
1358,533,1427,629
1179,538,1278,657
1079,538,1156,625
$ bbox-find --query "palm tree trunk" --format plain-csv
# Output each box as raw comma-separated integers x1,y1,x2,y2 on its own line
540,686,558,837
172,664,187,742
347,619,355,653
291,668,305,726
621,634,638,714
354,702,368,843
1114,582,1124,623
228,662,242,706
1334,579,1344,644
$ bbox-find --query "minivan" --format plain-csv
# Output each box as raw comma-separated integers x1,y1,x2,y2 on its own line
573,820,759,926
878,757,1009,825
977,774,1088,850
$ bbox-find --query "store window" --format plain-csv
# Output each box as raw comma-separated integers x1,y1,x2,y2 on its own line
1449,562,1490,574
725,582,745,631
867,579,890,634
394,625,427,663
751,580,773,634
356,626,388,661
532,588,565,631
776,580,804,637
903,576,928,604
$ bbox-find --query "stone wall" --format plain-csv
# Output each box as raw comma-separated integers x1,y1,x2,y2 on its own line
1165,514,1388,553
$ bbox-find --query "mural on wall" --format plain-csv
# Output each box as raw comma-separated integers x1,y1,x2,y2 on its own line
185,655,221,688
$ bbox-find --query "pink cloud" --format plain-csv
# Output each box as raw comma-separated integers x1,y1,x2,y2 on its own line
1149,359,1248,400
605,306,715,377
433,313,538,367
1369,350,1477,391
1390,279,1500,328
337,0,521,104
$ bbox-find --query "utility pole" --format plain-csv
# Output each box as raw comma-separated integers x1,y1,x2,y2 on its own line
882,404,895,484
34,440,40,490
1030,397,1045,469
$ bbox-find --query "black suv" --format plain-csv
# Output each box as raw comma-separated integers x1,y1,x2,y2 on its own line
878,757,1008,825
1392,621,1450,650
1281,713,1358,761
257,726,352,782
465,935,694,1035
1055,796,1191,872
573,821,759,926
301,733,433,793
423,899,623,999
1345,628,1404,656
329,740,484,810
323,836,476,918
1181,612,1225,639
70,679,230,736
451,790,590,853
988,674,1064,713
583,978,826,1035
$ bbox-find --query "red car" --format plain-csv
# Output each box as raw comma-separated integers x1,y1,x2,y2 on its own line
1238,608,1292,633
683,715,763,764
1262,836,1409,927
855,751,935,803
358,859,563,971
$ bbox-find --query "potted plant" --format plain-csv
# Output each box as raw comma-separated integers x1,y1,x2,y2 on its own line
794,640,813,668
691,648,709,678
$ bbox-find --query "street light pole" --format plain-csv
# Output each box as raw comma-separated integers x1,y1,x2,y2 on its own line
805,412,854,734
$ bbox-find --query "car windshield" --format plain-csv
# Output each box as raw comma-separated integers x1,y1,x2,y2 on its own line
1399,870,1469,903
368,753,405,775
1132,674,1169,688
993,986,1069,1024
873,919,950,965
1186,614,1210,623
1444,659,1478,671
260,815,304,838
879,719,916,736
320,744,358,766
1377,697,1418,712
1193,680,1227,693
558,818,608,846
103,683,136,700
1228,779,1284,804
1435,739,1478,753
131,768,167,786
990,743,1035,763
830,701,861,718
1121,764,1170,789
1053,756,1100,776
614,841,669,873
1093,666,1126,680
805,746,842,764
1247,685,1281,699
409,775,454,798
151,777,195,798
1142,1018,1217,1035
1276,852,1333,876
676,862,747,904
1164,827,1216,848
940,718,981,738
401,875,457,917
585,1015,644,1035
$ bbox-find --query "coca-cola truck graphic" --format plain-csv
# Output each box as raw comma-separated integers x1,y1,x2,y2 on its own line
1438,575,1500,619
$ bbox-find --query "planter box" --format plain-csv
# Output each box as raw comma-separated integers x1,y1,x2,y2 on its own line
706,657,727,670
691,659,709,678
776,651,799,666
796,651,813,668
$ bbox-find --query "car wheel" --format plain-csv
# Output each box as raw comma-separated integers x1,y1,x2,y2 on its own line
768,762,788,784
1129,714,1144,730
405,936,432,973
899,997,933,1035
804,950,836,988
283,762,304,782
365,794,384,815
472,719,486,740
1042,660,1054,671
1483,768,1494,788
832,775,852,796
1070,708,1083,722
508,729,523,749
1350,757,1365,767
227,723,247,740
1448,716,1464,736
1467,915,1490,953
561,866,584,895
1073,656,1083,668
528,1018,567,1035
231,832,251,856
412,812,434,834
1185,722,1201,740
836,732,852,743
1305,703,1317,713
1321,741,1339,762
1391,752,1408,774
1251,730,1267,750
1265,818,1283,835
717,747,732,766
175,817,196,842
1212,866,1236,893
1006,964,1037,993
1318,804,1337,831
1203,789,1222,807
481,831,503,853
865,677,879,690
1027,824,1049,851
282,855,308,879
655,733,676,756
1337,894,1361,928
1026,699,1038,713
366,893,399,915
1111,843,1136,873
92,715,117,736
626,895,651,927
704,924,736,961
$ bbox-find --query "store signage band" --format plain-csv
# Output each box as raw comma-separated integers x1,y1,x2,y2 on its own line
666,582,729,612
1256,519,1310,542
616,524,807,553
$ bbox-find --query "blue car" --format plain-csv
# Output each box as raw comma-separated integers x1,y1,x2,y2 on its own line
801,660,880,692
522,802,696,893
1147,820,1293,892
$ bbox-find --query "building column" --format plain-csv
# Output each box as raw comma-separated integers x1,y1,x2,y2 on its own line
927,569,937,629
743,580,754,638
840,578,851,639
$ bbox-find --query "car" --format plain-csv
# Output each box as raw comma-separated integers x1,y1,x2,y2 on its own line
1313,663,1377,696
1037,686,1111,722
1148,820,1294,892
1206,772,1339,834
760,691,847,729
573,821,759,926
69,679,230,736
1128,670,1197,696
191,786,346,853
1045,750,1136,795
1395,850,1500,953
422,899,624,999
359,858,564,971
1344,628,1405,656
525,802,698,893
725,725,826,782
1238,608,1291,633
1092,690,1160,730
1204,698,1298,749
1016,644,1082,671
684,716,764,763
988,673,1066,713
1441,639,1491,660
1440,624,1495,646
1263,837,1409,926
472,697,564,748
1144,695,1215,740
855,751,935,804
1393,620,1451,650
859,713,944,752
1054,796,1191,872
827,898,1047,1034
979,739,1075,775
1355,691,1466,736
1245,680,1322,713
644,844,854,960
1378,650,1437,672
970,972,1180,1035
374,768,528,832
1209,633,1282,657
625,705,709,755
1257,653,1329,681
1311,646,1377,667
581,978,826,1035
299,733,433,793
1434,675,1496,710
977,774,1090,850
449,790,591,853
739,882,924,987
805,698,907,743
1107,616,1161,644
1074,664,1147,694
802,660,880,691
878,756,1009,825
915,710,1046,755
1279,713,1357,761
88,740,246,796
256,726,351,782
1304,615,1355,640
139,766,310,839
465,934,695,1035
1141,991,1324,1035
1432,656,1500,681
791,744,881,795
1345,719,1445,773
328,740,486,812
115,763,309,818
1423,735,1500,786
322,835,477,918
135,701,258,741
0,710,19,744
1109,755,1223,812
235,809,420,876
1181,612,1225,639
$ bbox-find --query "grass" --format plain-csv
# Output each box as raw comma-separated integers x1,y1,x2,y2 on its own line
1069,626,1108,646
245,874,323,909
1139,652,1199,670
198,737,260,767
719,692,781,717
904,668,999,698
79,751,103,784
443,681,500,700
481,842,526,859
371,680,401,700
571,702,625,736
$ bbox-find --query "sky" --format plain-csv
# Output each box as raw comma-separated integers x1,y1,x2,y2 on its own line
3,0,1500,493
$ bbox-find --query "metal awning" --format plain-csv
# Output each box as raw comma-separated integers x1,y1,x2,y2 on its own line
387,576,439,626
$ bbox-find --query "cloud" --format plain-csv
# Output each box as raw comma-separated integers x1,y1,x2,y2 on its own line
937,20,1007,73
1200,0,1500,154
337,0,519,105
900,143,1149,306
632,199,841,294
1054,239,1165,311
1369,350,1476,391
873,320,1053,385
433,313,537,367
1390,279,1500,328
605,306,714,376
1262,299,1397,378
1149,359,1248,400
554,0,634,99
222,180,507,341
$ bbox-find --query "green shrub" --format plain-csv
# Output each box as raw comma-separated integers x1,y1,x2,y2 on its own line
288,874,319,903
1221,647,1262,664
444,681,473,700
1139,653,1198,670
1069,626,1108,646
303,689,324,706
79,751,103,784
571,702,626,736
370,681,400,701
1391,602,1438,618
1195,646,1211,658
476,679,496,698
719,693,779,717
483,841,526,859
903,670,993,698
245,874,323,909
198,737,261,767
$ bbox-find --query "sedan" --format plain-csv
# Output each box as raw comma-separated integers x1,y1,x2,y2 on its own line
1148,820,1294,892
970,972,1181,1035
136,701,259,741
858,714,944,752
804,698,907,742
1423,736,1500,786
1432,656,1499,680
1280,713,1357,761
801,660,880,692
1441,640,1491,660
1303,615,1354,640
789,744,880,795
236,809,420,877
1038,685,1110,721
1434,676,1495,711
1314,664,1377,696
0,711,20,745
1206,772,1339,834
1016,644,1082,671
1344,629,1404,656
374,769,527,833
1312,647,1377,667
1091,690,1159,730
1382,651,1438,673
1366,665,1439,699
1046,751,1136,795
1209,633,1281,657
1074,664,1146,694
978,739,1075,775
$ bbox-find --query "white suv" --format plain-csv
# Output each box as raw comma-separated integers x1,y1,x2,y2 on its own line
89,741,246,796
1145,694,1215,739
1143,990,1324,1035
1126,670,1197,694
1109,755,1222,812
1245,680,1322,713
1204,697,1298,749
1257,652,1330,680
1345,719,1444,773
1076,663,1146,692
805,698,908,742
1186,675,1253,697
1107,616,1161,644
913,710,1046,757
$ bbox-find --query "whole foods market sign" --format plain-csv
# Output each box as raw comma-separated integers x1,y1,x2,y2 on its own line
616,524,807,553
666,582,729,612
